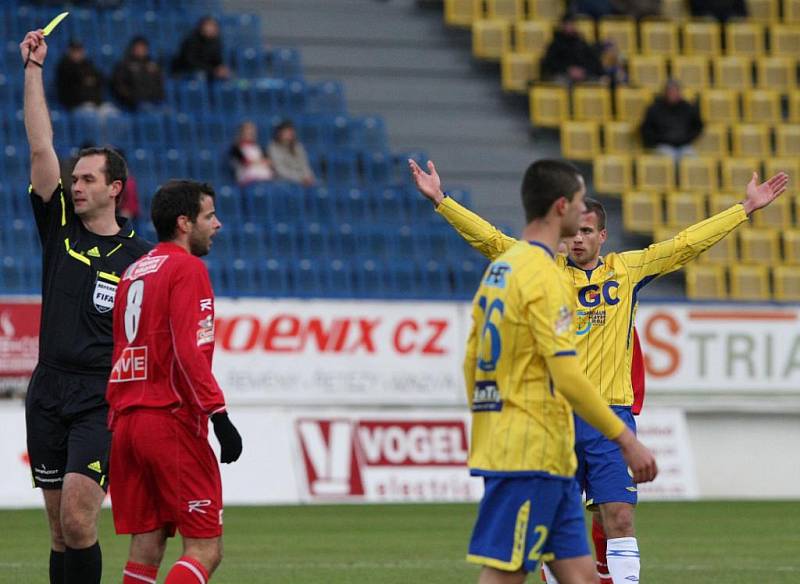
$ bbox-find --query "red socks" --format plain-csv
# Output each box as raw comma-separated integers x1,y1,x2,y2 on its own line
592,516,612,583
123,561,158,584
165,556,210,584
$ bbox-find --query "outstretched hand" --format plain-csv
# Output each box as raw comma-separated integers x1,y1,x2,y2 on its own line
20,30,48,66
742,171,789,216
409,159,446,207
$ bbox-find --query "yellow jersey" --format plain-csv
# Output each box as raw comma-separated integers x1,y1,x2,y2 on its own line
466,240,581,478
442,198,748,407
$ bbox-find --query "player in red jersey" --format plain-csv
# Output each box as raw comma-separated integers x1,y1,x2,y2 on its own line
107,180,242,584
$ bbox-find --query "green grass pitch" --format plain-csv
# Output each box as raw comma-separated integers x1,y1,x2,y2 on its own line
1,501,798,583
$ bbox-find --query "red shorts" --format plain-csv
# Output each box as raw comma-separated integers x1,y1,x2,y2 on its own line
110,409,223,538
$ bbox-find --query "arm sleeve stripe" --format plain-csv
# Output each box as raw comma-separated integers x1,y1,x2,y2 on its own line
554,350,577,357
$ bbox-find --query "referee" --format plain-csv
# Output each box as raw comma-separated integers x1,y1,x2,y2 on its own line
20,30,152,584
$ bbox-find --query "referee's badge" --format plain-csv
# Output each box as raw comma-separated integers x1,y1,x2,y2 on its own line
93,278,117,313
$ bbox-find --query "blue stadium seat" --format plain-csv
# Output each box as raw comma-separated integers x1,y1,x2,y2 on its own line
197,112,231,146
270,47,303,78
267,222,298,256
354,257,389,298
214,184,242,222
420,259,450,299
451,258,488,298
69,110,101,147
324,149,359,185
165,113,198,147
226,258,260,296
307,81,346,114
325,258,355,297
362,151,392,186
210,230,236,258
306,185,334,223
285,79,308,114
333,187,369,223
296,114,332,153
175,79,210,115
361,225,395,260
99,9,134,49
291,257,325,298
211,81,247,118
387,258,421,298
243,182,270,221
1,218,39,257
236,222,267,258
0,255,34,294
235,47,269,79
159,148,190,179
351,116,387,151
249,78,286,116
299,222,331,257
203,257,229,296
102,112,134,149
395,225,417,259
133,111,167,145
221,13,261,49
371,187,406,223
257,257,290,296
130,148,156,180
2,145,28,188
191,148,225,185
329,115,352,148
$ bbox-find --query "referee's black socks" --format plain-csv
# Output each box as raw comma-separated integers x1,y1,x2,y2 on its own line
64,541,101,584
49,549,64,584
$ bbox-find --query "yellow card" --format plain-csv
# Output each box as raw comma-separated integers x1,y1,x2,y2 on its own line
43,12,69,36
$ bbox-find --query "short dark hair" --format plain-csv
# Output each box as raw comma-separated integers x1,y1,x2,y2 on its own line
520,159,582,223
583,197,607,230
151,180,216,242
273,119,294,140
77,146,127,191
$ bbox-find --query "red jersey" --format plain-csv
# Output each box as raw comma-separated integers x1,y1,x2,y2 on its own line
107,242,226,434
631,328,646,415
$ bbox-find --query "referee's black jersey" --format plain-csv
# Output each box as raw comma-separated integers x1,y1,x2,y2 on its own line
30,184,153,376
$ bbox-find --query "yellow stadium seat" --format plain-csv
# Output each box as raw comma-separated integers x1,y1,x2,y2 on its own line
694,123,730,157
472,19,511,60
748,0,780,22
628,55,668,90
742,89,782,124
603,121,640,154
574,17,597,43
685,264,727,299
721,157,761,191
485,0,524,21
501,51,538,92
598,17,637,56
774,125,800,157
529,84,569,128
784,0,800,23
666,191,707,228
782,229,800,264
615,86,654,122
515,20,553,53
671,56,711,90
679,157,719,191
713,56,753,90
725,22,765,57
700,89,740,123
700,227,738,263
682,21,721,57
640,20,679,56
755,56,796,90
752,187,792,228
594,155,633,195
769,24,800,57
572,85,613,122
661,0,689,20
788,92,800,123
636,155,676,191
623,191,663,234
560,121,601,161
445,0,475,27
729,264,770,300
740,227,780,263
764,156,800,180
709,192,741,215
772,266,800,301
731,123,771,157
528,0,564,20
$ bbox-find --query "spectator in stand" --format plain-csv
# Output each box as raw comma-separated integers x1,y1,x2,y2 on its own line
268,120,315,186
56,40,115,114
115,148,141,222
640,80,704,162
571,0,615,19
172,16,231,79
689,0,747,22
612,0,661,18
540,14,604,84
229,121,275,186
111,36,165,111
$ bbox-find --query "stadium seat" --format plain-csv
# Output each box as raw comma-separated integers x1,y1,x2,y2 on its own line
211,80,247,117
324,150,360,185
729,264,770,300
774,125,800,157
420,259,451,299
226,258,260,296
614,86,653,122
70,110,101,146
529,85,569,128
739,227,780,263
485,0,524,21
713,56,752,90
725,22,765,57
214,185,242,223
661,0,689,19
270,47,303,78
572,86,612,122
594,155,633,195
334,187,370,223
685,263,727,299
748,0,780,22
560,121,600,161
693,217,738,264
472,19,511,60
372,187,406,223
628,55,668,90
308,81,346,114
755,56,796,90
603,121,640,154
174,79,210,115
501,51,538,92
249,78,286,116
515,20,552,53
682,21,721,57
257,257,291,297
159,148,190,180
598,17,637,56
731,123,771,157
236,222,267,258
772,265,800,301
671,55,711,90
528,0,564,20
640,19,679,56
769,24,800,57
751,187,792,228
622,191,662,235
388,258,423,298
694,123,729,157
666,191,706,229
742,89,782,124
191,148,225,185
350,116,387,151
635,155,675,192
451,257,487,298
700,89,740,124
362,151,393,186
782,229,800,264
678,157,718,191
0,255,32,294
326,258,356,298
235,47,269,79
291,258,327,298
444,0,474,26
354,257,390,298
286,79,309,114
708,192,741,215
133,111,166,146
165,113,199,148
721,157,761,191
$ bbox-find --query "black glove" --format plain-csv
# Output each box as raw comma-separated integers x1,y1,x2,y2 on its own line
211,412,243,463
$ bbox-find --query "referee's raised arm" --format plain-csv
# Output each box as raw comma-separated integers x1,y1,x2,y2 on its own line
21,30,60,201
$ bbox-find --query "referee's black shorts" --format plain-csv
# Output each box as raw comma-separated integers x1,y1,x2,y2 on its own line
25,364,110,491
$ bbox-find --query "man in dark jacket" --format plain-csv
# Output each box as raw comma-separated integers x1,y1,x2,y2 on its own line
111,37,165,110
640,80,704,161
689,0,747,22
540,14,604,84
171,16,231,79
56,40,107,110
